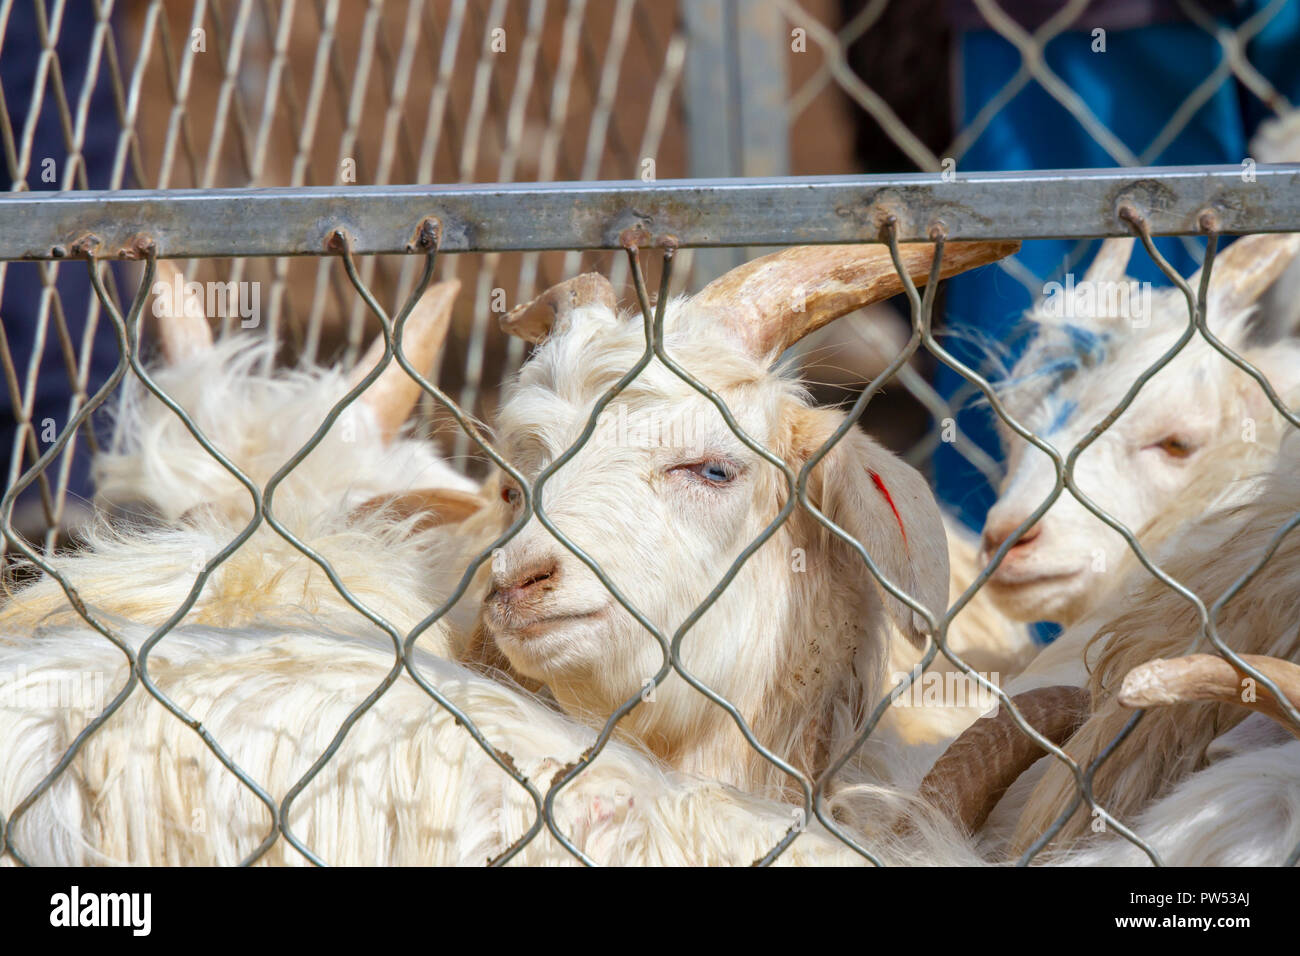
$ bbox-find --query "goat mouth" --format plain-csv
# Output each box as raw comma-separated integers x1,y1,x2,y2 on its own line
488,604,611,638
986,566,1084,588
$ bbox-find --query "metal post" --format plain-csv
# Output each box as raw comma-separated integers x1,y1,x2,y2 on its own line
682,0,791,282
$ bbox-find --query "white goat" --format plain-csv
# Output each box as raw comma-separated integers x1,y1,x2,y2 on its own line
1006,428,1300,857
920,119,1300,858
480,241,1019,797
103,265,477,520
979,232,1300,628
9,269,483,658
22,244,1293,866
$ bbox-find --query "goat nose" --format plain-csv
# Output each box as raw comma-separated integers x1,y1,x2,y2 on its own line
982,517,1042,557
496,560,560,603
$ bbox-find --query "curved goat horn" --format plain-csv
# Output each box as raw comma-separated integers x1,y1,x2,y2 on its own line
1119,653,1300,737
499,273,617,344
1192,233,1300,316
688,240,1020,363
915,685,1091,835
153,260,213,363
349,278,460,443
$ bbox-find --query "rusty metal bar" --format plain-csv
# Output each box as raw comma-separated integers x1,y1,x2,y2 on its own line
1,165,1296,261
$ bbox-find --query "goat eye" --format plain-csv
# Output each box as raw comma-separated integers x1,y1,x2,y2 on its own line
1153,436,1195,459
671,460,738,485
501,483,522,505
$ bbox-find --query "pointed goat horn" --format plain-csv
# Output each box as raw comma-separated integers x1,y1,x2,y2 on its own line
500,273,617,343
687,240,1020,362
153,260,213,363
349,278,460,443
915,685,1091,835
1119,653,1300,738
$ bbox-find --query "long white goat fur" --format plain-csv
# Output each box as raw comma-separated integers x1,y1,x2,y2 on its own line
0,621,878,866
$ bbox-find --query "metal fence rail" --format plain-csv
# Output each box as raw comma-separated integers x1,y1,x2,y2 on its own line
2,167,1300,259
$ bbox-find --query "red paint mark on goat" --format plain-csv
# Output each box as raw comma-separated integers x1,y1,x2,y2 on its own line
868,469,907,545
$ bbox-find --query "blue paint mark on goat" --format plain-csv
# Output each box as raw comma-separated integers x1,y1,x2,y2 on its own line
1062,324,1108,368
997,321,1111,396
1046,399,1077,435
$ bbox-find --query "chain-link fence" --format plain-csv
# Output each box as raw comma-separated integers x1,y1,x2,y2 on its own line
1,0,1298,865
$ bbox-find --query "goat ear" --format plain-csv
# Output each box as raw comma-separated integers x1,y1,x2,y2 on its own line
1250,109,1300,164
1031,237,1136,332
1082,236,1135,285
500,273,617,343
788,406,949,647
352,487,485,531
1246,343,1300,421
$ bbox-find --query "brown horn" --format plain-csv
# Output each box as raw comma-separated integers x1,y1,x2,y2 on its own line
1081,236,1135,285
915,685,1091,835
500,273,617,343
689,240,1021,362
1192,233,1300,315
153,260,213,363
349,278,460,443
1119,653,1300,738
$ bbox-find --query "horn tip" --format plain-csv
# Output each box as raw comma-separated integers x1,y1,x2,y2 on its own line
1117,659,1170,708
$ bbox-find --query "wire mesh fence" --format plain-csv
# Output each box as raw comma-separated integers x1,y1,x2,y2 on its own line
1,0,1299,865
